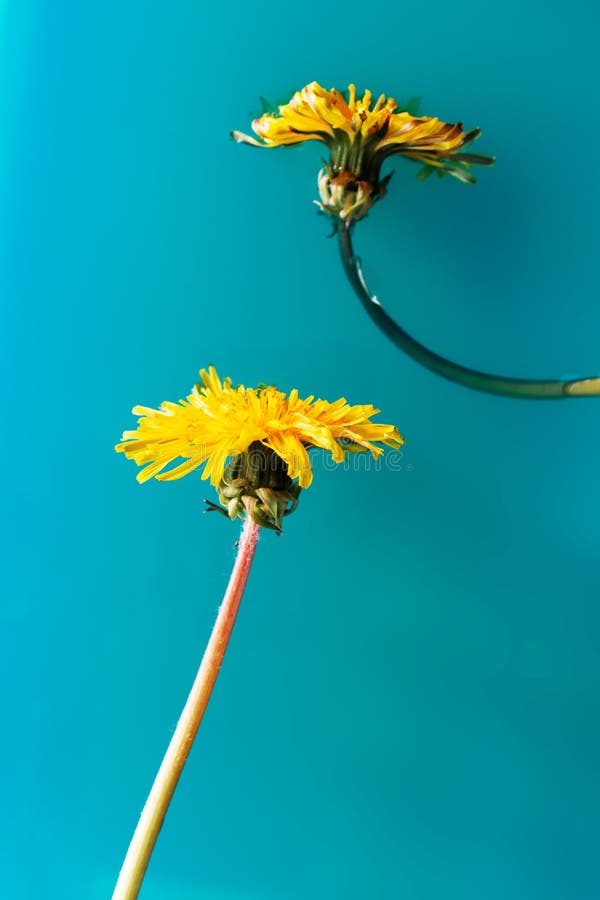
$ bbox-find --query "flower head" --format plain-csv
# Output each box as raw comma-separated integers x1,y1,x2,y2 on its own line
233,81,494,222
116,366,404,531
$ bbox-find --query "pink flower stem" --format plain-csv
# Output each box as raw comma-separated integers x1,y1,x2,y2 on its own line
112,516,261,900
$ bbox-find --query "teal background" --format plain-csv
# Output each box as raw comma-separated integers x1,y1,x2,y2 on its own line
2,1,600,898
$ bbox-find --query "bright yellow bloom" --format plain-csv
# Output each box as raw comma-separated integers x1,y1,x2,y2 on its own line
233,81,494,221
116,366,404,490
233,82,462,156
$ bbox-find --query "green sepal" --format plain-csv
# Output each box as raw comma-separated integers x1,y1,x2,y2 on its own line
417,165,437,181
208,442,302,534
399,96,420,116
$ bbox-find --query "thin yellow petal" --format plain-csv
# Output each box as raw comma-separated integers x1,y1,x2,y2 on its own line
116,367,404,498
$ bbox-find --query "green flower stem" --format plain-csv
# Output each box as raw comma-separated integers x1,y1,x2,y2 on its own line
338,223,600,399
112,516,261,900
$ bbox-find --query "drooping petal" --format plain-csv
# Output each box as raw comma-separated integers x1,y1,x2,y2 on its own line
266,432,313,488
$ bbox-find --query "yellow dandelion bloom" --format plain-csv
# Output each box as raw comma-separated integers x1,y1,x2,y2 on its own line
116,365,403,489
233,81,494,221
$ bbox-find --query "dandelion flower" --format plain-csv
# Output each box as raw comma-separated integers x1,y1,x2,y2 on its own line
112,366,403,896
233,81,494,222
116,366,404,532
229,83,600,401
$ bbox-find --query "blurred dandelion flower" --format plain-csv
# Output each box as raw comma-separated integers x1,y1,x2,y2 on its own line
233,81,494,222
232,82,600,400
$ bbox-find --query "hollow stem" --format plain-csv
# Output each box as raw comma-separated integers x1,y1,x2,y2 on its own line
338,223,600,399
112,516,261,900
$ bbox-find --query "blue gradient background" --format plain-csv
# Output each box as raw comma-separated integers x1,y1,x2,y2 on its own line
2,2,600,898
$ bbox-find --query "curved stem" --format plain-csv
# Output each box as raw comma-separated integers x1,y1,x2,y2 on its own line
338,223,600,399
112,516,261,900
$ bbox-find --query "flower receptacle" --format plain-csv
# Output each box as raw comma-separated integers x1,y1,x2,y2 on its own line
207,441,301,533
